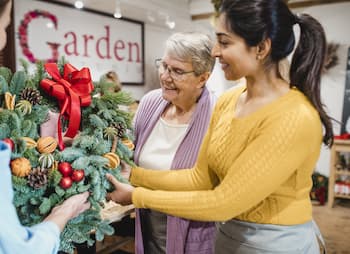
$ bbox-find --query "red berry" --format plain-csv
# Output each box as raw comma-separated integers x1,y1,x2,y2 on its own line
2,138,15,151
59,176,72,189
58,162,73,177
71,169,85,182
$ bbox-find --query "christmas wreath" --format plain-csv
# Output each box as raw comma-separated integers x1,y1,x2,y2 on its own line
0,60,136,253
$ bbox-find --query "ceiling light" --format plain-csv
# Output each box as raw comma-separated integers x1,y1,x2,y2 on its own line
165,16,175,29
74,1,84,9
114,0,122,19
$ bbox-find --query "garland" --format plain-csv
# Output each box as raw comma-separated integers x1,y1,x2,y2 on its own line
0,60,135,253
18,10,58,63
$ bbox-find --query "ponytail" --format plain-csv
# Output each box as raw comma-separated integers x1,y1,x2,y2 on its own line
290,14,334,147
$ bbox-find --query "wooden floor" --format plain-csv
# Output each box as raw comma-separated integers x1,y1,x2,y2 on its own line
313,199,350,254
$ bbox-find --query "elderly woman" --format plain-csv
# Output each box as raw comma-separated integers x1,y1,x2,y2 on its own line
132,32,216,254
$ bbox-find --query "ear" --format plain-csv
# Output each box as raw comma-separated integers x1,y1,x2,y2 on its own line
256,38,271,60
197,72,210,88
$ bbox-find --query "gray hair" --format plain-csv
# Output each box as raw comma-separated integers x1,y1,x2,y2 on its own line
164,32,215,76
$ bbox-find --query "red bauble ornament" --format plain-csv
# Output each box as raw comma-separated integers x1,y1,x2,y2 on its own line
59,176,73,189
2,138,15,151
71,169,85,182
58,162,73,177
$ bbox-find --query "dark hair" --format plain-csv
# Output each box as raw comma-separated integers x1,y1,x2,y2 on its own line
220,0,333,147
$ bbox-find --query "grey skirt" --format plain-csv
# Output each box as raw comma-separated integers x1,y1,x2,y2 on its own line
215,219,325,254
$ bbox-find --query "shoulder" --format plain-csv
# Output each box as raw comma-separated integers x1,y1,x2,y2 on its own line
285,88,320,122
138,89,164,110
214,85,245,112
140,89,163,104
265,89,323,145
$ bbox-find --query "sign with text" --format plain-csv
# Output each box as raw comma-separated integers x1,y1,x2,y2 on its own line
14,0,144,84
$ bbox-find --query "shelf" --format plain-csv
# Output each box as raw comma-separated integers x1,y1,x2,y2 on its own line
335,170,350,176
334,194,350,199
328,140,350,207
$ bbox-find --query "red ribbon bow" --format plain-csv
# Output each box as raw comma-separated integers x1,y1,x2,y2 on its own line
40,63,94,150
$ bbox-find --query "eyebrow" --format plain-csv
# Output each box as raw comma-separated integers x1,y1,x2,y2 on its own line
216,32,230,38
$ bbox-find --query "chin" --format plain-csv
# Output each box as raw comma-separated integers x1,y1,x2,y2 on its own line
225,71,242,82
161,92,174,102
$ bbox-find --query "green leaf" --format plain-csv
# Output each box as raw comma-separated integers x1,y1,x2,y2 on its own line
98,221,114,235
9,70,27,96
55,185,65,197
89,114,107,129
0,67,12,84
77,184,90,192
0,76,8,94
21,119,33,136
39,197,51,215
0,123,10,139
72,156,90,169
95,229,104,242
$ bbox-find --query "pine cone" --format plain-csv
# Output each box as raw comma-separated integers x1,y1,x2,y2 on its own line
20,87,42,105
111,122,126,138
28,167,48,189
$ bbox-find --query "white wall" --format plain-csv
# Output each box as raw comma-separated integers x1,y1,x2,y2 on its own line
294,3,350,176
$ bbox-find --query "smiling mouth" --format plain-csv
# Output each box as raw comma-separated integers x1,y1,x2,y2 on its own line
163,86,177,91
220,63,229,69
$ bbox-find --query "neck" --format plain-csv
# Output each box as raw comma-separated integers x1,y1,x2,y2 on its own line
245,68,289,101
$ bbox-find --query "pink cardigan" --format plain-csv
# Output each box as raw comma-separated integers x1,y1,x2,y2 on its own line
133,87,216,254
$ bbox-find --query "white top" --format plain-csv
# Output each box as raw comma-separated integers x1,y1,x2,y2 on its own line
138,117,189,170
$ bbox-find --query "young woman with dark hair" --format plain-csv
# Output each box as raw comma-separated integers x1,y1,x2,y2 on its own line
106,0,332,253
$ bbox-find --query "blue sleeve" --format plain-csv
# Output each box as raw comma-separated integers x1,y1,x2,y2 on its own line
0,142,61,254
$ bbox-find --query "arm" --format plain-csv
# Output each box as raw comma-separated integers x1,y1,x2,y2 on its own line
130,106,220,191
131,109,322,221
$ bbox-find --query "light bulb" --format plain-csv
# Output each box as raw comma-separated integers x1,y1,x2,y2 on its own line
165,16,175,29
74,1,84,9
114,11,122,18
114,0,122,19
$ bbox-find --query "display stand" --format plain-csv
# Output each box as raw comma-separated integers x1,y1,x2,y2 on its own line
328,139,350,207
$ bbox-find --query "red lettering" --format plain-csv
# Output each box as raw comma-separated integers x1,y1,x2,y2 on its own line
114,40,125,61
96,26,111,59
82,34,94,57
128,42,141,63
64,32,79,56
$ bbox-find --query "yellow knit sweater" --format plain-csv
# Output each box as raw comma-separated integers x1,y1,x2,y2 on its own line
131,86,323,225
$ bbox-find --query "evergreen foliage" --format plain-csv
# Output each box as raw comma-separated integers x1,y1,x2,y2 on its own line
0,61,135,253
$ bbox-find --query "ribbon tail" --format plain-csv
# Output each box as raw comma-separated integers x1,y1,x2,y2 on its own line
57,98,69,151
57,114,65,151
64,92,81,138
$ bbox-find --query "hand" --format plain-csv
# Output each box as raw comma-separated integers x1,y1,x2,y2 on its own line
120,160,132,181
106,173,134,206
44,191,90,231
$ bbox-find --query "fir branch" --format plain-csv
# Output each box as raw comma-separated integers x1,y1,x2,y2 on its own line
0,123,10,139
0,66,12,84
9,70,28,96
0,76,9,95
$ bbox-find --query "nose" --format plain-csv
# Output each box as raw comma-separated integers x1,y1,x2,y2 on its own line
211,42,221,58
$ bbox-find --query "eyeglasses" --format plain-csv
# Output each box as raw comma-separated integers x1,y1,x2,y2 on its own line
155,59,195,81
